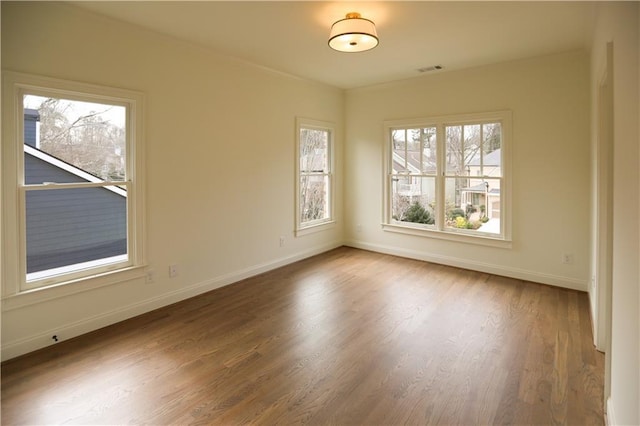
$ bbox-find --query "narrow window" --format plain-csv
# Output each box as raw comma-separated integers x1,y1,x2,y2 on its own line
296,118,334,235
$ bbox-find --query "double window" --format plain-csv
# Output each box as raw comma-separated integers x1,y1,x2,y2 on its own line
2,72,145,297
384,111,511,245
295,118,334,235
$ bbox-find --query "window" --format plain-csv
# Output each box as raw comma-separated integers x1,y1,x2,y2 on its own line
2,72,145,297
295,118,335,235
384,111,511,245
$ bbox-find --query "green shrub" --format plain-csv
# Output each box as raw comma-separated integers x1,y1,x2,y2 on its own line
448,208,465,220
403,202,435,225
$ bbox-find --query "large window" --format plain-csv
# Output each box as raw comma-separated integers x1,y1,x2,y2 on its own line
295,118,334,235
2,72,145,297
384,111,511,245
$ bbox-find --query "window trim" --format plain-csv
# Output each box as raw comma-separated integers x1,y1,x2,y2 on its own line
2,71,146,304
295,117,335,236
382,110,512,247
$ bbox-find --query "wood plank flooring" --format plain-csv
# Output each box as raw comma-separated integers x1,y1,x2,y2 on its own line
1,247,604,425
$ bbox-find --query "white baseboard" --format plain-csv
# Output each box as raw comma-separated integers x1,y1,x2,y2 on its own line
1,242,343,361
606,397,615,426
345,240,588,292
2,240,588,361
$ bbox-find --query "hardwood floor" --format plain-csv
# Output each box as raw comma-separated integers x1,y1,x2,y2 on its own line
1,247,604,425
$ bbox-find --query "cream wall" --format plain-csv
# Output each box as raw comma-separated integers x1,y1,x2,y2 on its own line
344,51,591,291
1,2,344,360
590,3,640,425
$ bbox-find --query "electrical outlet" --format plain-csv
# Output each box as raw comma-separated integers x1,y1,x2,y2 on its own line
279,236,285,247
561,253,574,264
146,269,155,283
169,264,178,278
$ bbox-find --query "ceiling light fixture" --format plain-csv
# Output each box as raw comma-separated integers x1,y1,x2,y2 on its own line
328,12,378,53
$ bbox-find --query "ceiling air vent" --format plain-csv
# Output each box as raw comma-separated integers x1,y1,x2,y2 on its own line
417,65,443,73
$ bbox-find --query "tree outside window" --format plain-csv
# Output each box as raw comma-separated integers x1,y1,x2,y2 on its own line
296,118,334,234
2,71,145,293
384,111,511,241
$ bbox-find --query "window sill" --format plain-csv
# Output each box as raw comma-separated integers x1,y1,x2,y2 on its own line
26,255,129,284
382,223,512,249
295,220,336,237
2,265,147,311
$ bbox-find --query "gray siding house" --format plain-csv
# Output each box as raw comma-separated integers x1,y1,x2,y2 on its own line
24,109,126,274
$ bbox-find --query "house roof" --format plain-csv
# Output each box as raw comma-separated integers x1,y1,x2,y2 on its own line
24,109,40,122
462,182,500,195
24,144,126,197
468,148,501,167
392,150,437,175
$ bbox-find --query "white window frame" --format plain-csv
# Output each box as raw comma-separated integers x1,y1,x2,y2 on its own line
2,71,146,308
295,117,335,236
383,111,512,248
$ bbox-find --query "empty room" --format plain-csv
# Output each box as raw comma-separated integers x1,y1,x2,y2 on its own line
1,2,638,425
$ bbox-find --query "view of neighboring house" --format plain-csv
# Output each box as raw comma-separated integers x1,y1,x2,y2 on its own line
392,148,434,199
390,128,501,232
23,109,127,276
461,148,501,220
390,128,437,225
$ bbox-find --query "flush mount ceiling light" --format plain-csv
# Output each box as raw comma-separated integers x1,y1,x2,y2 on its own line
328,12,378,53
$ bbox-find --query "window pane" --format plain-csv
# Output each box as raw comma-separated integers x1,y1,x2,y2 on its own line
391,129,407,173
300,174,329,223
421,127,437,174
300,128,328,173
25,186,127,278
391,176,436,225
445,177,500,234
445,125,463,175
463,124,481,172
483,123,502,177
407,128,420,152
406,128,422,174
23,95,126,183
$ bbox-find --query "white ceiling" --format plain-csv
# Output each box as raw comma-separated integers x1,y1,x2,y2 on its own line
71,1,595,89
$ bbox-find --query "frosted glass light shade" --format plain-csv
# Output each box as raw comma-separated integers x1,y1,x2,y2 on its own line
328,12,378,53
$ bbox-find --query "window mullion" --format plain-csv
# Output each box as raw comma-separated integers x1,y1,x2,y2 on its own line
480,124,484,176
420,129,424,174
436,124,446,231
461,125,465,178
